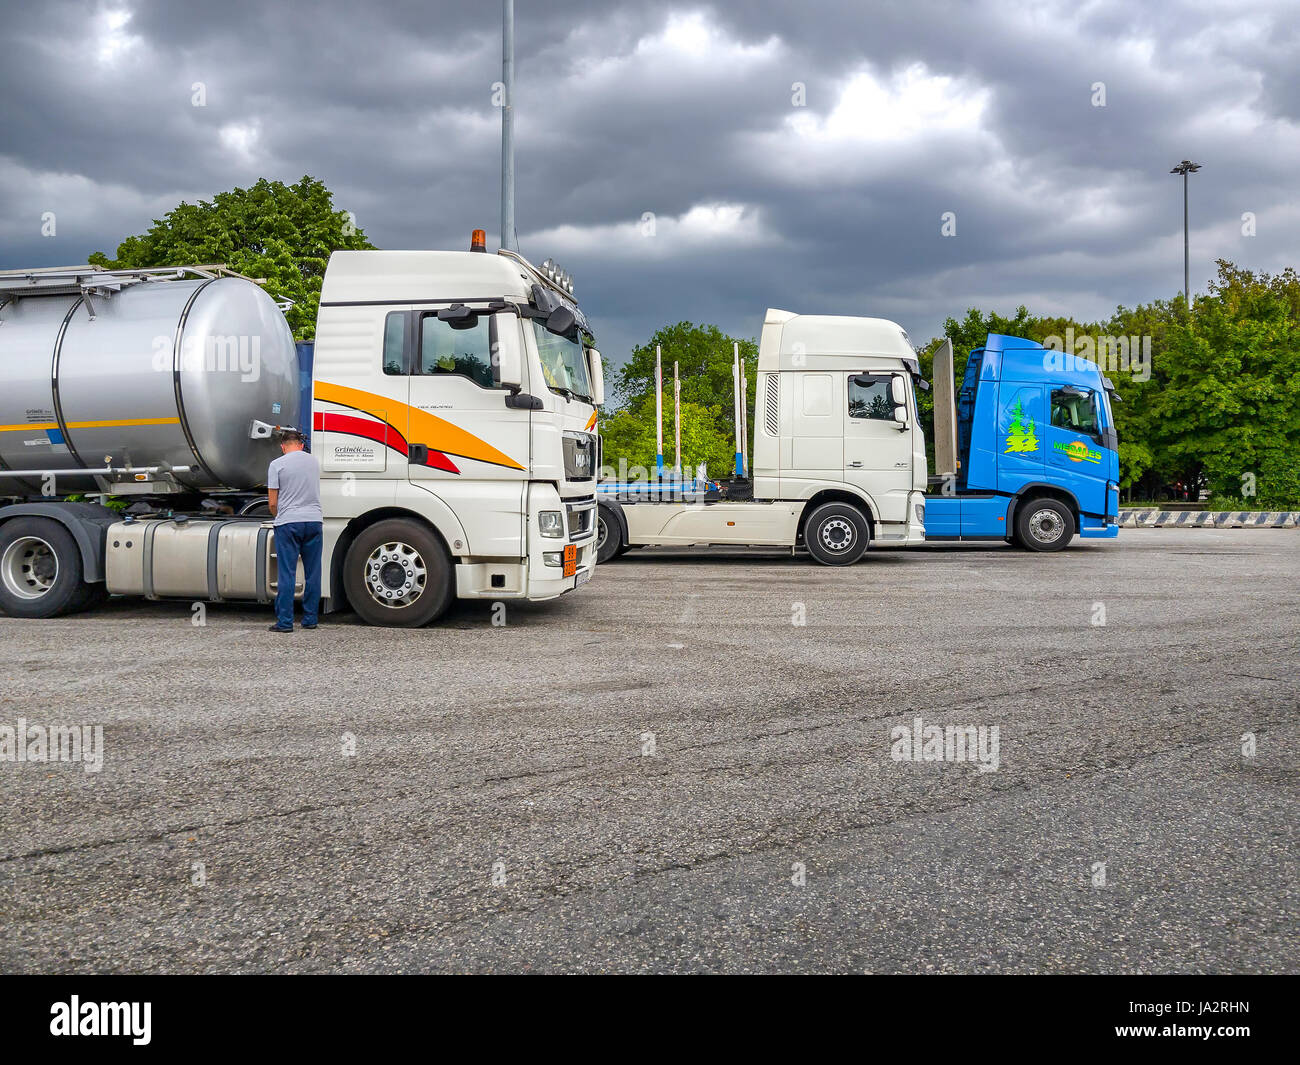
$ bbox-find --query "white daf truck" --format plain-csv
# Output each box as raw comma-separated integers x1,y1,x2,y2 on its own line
596,309,928,565
0,237,602,625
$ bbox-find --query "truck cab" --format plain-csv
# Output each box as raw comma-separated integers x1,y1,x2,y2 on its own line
600,309,927,565
311,247,603,623
923,333,1120,549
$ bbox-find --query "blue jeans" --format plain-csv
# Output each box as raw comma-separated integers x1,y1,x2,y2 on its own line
274,521,322,629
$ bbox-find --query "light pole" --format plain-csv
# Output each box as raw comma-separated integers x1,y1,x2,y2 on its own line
1169,159,1201,303
500,0,515,251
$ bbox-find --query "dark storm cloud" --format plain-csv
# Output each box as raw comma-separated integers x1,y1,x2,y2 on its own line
1,0,1296,363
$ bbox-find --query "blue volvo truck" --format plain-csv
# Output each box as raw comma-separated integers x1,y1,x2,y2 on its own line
923,333,1120,550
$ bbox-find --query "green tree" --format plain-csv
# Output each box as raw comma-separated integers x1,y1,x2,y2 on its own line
600,396,736,480
89,175,375,340
613,321,756,450
1154,261,1300,508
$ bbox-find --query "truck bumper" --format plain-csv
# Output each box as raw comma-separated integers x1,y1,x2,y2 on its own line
454,485,597,600
1079,516,1120,539
454,541,596,600
874,492,928,546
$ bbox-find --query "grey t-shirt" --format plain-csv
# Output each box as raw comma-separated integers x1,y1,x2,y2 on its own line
267,449,323,526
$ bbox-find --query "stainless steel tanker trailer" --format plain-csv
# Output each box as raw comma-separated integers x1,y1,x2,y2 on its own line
0,245,603,625
0,265,300,618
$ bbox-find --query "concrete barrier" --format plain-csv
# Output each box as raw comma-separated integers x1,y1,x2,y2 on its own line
1119,510,1300,528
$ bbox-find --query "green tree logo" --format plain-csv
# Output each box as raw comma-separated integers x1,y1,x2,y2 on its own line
1004,398,1039,453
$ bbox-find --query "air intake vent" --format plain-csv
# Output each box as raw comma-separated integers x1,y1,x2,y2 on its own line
763,374,780,435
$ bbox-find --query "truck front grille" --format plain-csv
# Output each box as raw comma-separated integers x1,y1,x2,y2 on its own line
562,432,597,481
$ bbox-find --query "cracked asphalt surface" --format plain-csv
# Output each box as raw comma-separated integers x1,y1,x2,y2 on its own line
1,528,1296,973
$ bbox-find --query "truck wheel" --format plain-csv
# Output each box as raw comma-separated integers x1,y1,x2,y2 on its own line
0,517,94,618
1014,498,1075,551
596,506,626,565
804,502,870,565
342,519,454,627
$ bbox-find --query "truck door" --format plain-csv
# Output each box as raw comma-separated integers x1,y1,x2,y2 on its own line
1044,385,1108,514
784,372,843,494
405,309,530,557
995,384,1046,494
843,372,912,523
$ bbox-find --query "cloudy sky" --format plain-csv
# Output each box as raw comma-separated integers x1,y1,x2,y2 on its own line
2,0,1297,365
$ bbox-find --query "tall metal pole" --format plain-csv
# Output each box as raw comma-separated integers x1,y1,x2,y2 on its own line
673,360,681,476
500,0,515,251
742,359,750,477
732,342,743,478
654,345,664,476
1170,160,1200,304
1182,170,1189,303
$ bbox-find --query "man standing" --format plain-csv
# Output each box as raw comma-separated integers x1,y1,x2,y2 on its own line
266,429,323,632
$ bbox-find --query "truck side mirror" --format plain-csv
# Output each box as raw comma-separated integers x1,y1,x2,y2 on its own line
437,304,479,330
494,319,524,391
891,375,909,424
586,347,605,407
545,305,576,335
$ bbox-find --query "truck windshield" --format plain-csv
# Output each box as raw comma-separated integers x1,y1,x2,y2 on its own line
532,321,592,401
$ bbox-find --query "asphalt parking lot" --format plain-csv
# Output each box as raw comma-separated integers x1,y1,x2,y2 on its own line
1,528,1296,974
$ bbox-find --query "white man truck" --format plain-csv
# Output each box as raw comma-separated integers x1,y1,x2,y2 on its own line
595,308,1119,564
0,237,603,625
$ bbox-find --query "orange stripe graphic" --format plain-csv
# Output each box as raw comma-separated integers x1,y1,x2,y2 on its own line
0,417,182,432
584,412,598,431
314,381,525,471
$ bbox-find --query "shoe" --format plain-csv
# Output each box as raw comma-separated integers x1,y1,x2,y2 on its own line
268,624,293,632
302,623,318,630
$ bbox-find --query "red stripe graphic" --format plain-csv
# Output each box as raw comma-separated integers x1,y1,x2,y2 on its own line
313,411,459,473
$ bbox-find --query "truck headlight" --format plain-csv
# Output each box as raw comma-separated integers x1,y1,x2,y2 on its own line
543,551,564,567
539,510,564,537
915,502,925,523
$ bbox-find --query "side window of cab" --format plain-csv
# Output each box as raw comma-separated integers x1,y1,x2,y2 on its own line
1050,387,1101,439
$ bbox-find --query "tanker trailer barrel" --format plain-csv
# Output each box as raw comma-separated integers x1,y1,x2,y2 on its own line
0,268,299,498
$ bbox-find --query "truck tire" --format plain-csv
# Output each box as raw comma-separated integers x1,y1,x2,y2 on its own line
803,502,870,565
342,519,455,627
1014,498,1075,551
0,516,95,618
596,505,626,565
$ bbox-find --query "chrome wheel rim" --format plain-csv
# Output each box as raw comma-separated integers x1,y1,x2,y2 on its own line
1028,508,1062,544
363,541,427,608
596,516,609,552
2,536,58,600
819,517,855,552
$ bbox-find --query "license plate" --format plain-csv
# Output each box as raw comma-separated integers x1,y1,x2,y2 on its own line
575,568,591,587
562,544,577,577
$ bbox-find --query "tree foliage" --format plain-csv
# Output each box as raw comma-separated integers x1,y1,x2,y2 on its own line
600,397,737,479
603,322,756,479
89,176,374,340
